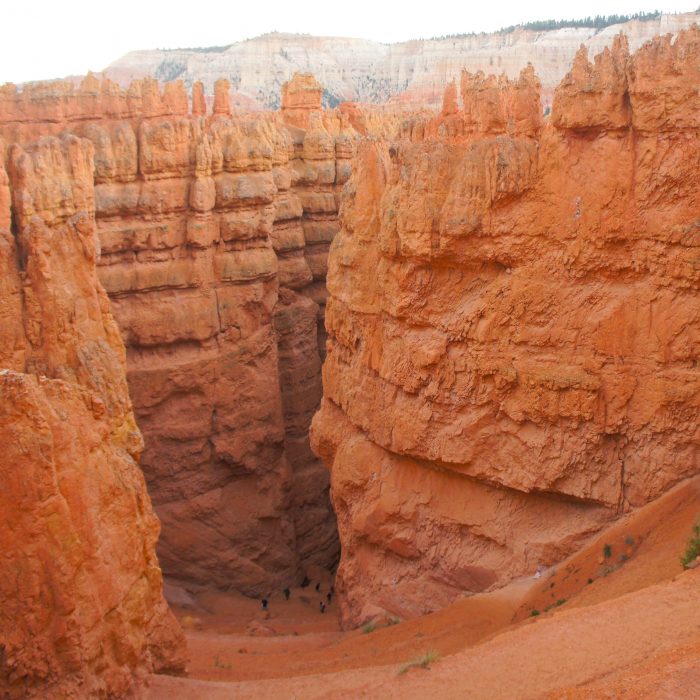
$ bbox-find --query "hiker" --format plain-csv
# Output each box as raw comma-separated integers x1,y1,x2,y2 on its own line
283,587,290,600
326,592,332,604
261,598,268,611
315,582,321,593
319,602,326,614
301,576,310,588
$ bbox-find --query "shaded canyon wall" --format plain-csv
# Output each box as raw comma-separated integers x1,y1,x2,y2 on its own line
311,30,700,625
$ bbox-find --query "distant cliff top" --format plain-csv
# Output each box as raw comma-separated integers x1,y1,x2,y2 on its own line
104,12,699,109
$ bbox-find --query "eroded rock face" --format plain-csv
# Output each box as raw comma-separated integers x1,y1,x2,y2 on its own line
311,29,700,625
0,73,367,595
97,81,351,592
0,135,186,698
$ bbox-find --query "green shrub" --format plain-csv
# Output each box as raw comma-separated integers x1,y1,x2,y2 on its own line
398,649,441,675
681,522,700,568
362,621,377,634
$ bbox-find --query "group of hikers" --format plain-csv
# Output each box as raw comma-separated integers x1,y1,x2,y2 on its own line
260,577,335,614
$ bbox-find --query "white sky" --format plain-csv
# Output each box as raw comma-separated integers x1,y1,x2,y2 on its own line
1,1,695,84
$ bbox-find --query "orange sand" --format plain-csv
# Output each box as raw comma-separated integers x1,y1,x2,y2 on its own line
146,476,700,699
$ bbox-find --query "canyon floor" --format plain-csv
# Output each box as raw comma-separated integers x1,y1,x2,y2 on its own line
146,475,700,699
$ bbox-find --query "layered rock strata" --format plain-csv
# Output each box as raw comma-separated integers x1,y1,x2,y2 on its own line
311,30,700,624
0,135,186,698
0,73,360,593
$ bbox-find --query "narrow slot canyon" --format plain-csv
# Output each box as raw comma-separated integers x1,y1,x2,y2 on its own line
0,72,369,698
0,73,363,604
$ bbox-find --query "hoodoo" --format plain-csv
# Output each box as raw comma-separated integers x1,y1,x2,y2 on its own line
104,12,700,109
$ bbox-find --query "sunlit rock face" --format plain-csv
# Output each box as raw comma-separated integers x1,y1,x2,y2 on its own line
311,29,700,626
0,134,186,699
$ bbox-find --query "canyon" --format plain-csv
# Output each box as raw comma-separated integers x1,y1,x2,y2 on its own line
1,19,699,699
103,11,700,109
0,72,371,598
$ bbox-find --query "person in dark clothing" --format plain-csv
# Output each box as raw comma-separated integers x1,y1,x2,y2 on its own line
301,576,310,588
326,591,332,603
261,598,269,611
319,602,326,613
315,582,321,593
283,587,290,600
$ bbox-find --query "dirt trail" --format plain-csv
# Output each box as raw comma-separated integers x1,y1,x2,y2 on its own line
145,476,700,699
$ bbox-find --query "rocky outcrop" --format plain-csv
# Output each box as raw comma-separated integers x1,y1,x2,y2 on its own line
0,73,369,595
103,13,699,109
0,135,186,698
281,73,324,129
311,28,700,625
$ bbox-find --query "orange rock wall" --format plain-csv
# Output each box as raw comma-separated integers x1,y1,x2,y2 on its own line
0,135,186,697
0,74,359,593
94,106,348,593
311,31,700,625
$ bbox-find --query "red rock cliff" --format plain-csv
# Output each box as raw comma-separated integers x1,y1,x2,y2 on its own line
0,73,371,595
311,30,700,625
0,134,186,697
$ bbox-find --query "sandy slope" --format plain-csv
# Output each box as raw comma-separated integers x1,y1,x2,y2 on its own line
145,476,700,698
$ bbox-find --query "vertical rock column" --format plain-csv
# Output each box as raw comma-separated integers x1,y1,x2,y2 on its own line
0,75,349,596
0,134,185,699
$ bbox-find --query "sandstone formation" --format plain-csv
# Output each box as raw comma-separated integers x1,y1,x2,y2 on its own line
0,73,372,596
311,29,700,625
5,15,698,654
104,12,699,109
0,134,186,698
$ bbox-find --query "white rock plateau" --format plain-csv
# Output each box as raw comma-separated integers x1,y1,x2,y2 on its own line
104,12,699,108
